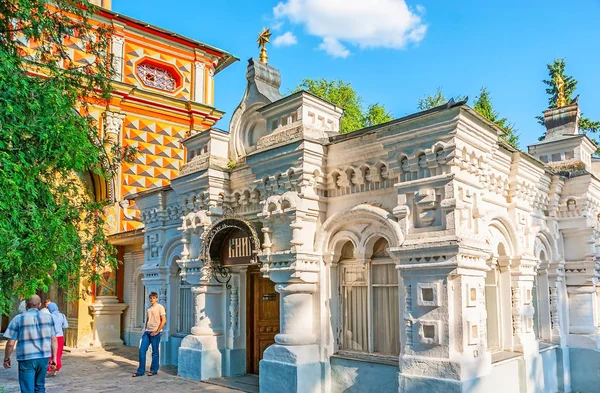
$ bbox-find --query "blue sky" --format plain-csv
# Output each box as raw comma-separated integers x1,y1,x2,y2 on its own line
113,0,600,149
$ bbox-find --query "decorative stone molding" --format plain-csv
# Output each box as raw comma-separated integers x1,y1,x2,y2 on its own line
417,320,441,346
228,284,239,348
102,110,125,144
110,36,125,81
256,122,327,150
417,281,440,307
405,283,413,347
194,62,205,104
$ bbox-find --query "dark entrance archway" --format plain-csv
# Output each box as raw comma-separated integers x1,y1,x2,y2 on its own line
201,216,279,375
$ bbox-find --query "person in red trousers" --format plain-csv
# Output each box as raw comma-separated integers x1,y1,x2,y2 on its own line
46,302,68,376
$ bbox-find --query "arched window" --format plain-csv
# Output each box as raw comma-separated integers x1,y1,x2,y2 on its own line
339,238,399,356
533,247,552,342
485,242,511,353
371,238,399,355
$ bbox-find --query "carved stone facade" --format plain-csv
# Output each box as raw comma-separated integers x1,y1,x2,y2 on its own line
129,59,600,393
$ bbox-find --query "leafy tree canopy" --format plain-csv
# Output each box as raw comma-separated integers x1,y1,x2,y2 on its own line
473,87,520,149
537,58,600,141
0,0,131,314
294,78,393,133
417,87,467,111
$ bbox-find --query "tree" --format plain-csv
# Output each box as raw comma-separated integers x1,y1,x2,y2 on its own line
0,0,131,314
537,58,600,140
418,88,446,110
417,87,467,111
473,87,520,149
294,78,393,133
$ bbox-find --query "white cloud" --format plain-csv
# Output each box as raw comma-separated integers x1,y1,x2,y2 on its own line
273,31,298,47
273,0,427,57
318,37,350,58
272,20,284,31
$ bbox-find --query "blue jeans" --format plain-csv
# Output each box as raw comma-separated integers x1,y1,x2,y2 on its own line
136,331,161,375
18,357,49,393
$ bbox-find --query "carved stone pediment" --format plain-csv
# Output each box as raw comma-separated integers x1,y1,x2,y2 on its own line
256,122,329,151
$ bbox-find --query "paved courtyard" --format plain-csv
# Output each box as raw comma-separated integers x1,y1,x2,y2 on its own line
0,340,246,393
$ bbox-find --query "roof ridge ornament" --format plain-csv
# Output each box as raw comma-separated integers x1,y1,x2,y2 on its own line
257,28,272,64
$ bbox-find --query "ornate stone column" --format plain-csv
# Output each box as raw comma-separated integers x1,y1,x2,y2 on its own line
259,252,321,393
176,210,226,381
509,256,538,353
393,244,493,393
89,265,128,347
275,282,317,345
177,261,225,380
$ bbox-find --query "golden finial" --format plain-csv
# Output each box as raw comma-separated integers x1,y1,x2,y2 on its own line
257,28,272,64
555,73,567,107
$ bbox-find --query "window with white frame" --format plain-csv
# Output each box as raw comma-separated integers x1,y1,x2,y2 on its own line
339,238,400,357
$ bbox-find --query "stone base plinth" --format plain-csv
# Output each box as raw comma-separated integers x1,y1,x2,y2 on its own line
177,335,222,381
88,296,127,347
224,348,246,377
259,344,322,393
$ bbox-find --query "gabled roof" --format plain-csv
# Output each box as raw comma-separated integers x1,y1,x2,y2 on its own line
97,9,238,75
328,99,468,144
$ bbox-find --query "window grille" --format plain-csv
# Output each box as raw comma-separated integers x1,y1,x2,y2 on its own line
136,62,177,92
177,283,194,334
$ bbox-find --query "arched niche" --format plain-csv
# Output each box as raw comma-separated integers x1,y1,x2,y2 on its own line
203,218,261,267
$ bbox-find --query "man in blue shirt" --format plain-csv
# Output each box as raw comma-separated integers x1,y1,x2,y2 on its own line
3,295,58,393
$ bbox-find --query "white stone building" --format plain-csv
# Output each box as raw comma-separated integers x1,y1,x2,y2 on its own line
125,58,600,393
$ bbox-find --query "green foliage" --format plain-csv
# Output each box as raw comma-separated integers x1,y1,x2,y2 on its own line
542,58,577,109
0,0,130,314
294,78,393,133
417,87,467,111
364,103,393,128
418,88,446,110
473,86,520,149
537,58,600,146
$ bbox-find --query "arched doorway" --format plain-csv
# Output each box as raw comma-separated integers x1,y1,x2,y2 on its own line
202,217,279,375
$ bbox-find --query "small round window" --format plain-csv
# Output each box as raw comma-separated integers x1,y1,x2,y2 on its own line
136,62,177,92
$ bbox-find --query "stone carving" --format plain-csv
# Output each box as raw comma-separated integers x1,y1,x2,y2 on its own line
414,188,439,228
511,287,522,336
102,111,125,143
179,152,210,176
228,285,239,348
549,286,559,331
110,36,125,81
405,284,413,347
479,283,487,345
202,217,261,263
147,233,160,258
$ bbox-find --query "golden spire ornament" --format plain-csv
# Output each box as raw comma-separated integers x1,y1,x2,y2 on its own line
257,28,272,64
555,73,567,107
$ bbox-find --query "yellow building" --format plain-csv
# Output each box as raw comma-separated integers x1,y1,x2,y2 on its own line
38,0,236,350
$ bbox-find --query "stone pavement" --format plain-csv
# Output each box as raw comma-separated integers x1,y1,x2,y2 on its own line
0,340,241,393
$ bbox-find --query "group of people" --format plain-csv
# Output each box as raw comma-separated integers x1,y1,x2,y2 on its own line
3,295,67,393
3,292,166,392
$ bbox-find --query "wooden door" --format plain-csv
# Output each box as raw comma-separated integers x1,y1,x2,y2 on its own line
247,269,280,374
